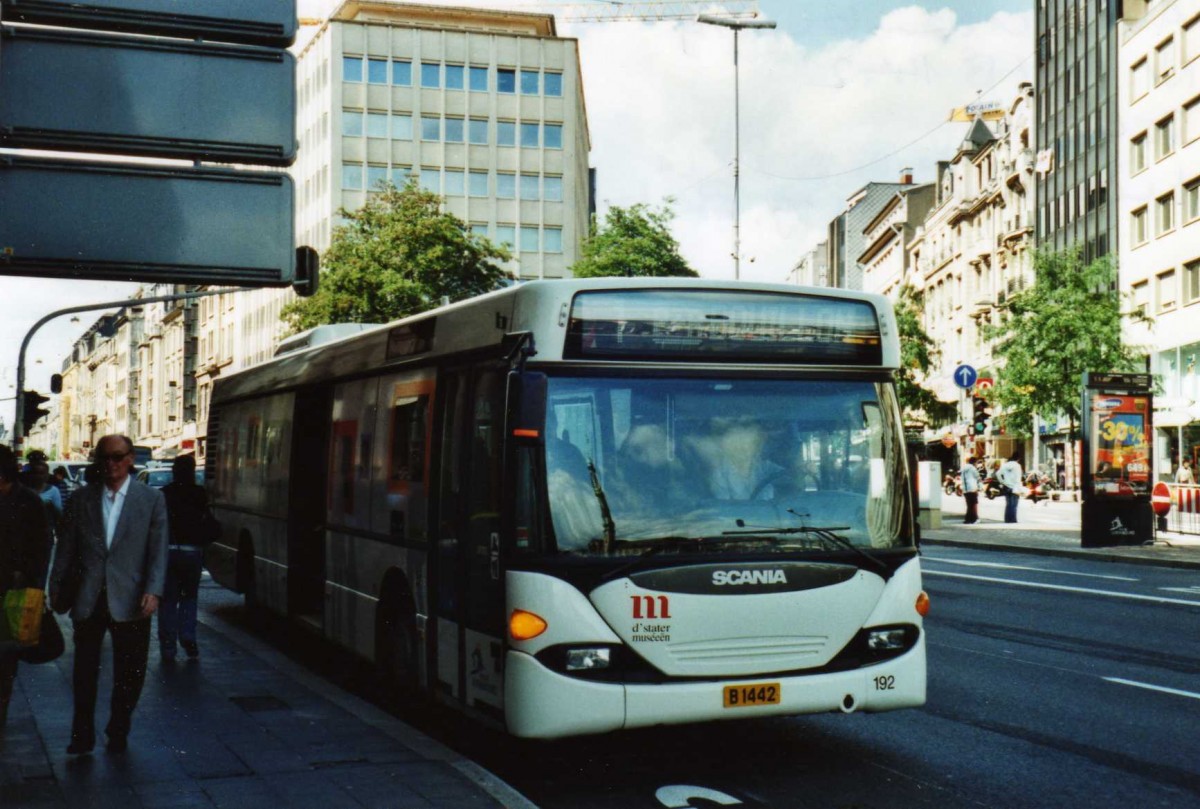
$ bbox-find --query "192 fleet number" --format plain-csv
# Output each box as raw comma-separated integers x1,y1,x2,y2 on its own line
873,675,896,691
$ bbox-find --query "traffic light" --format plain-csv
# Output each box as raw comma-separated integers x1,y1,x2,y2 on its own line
21,390,50,437
971,396,992,435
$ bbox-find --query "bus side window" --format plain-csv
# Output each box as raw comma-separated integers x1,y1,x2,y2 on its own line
513,446,543,554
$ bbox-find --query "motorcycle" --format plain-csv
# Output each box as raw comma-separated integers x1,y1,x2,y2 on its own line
942,472,963,497
982,474,1005,500
1024,471,1051,504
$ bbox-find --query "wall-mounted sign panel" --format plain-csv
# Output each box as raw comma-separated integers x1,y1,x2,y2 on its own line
0,25,296,165
0,156,295,285
0,0,297,47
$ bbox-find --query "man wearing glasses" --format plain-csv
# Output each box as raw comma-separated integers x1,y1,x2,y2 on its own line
50,434,167,755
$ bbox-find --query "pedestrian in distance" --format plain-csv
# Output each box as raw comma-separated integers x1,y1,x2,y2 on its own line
961,455,981,525
158,454,214,662
50,434,168,755
1177,459,1195,485
26,460,64,537
997,451,1025,524
0,445,52,728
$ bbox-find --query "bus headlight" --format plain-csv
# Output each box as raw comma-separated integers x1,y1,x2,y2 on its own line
565,648,611,671
867,628,909,651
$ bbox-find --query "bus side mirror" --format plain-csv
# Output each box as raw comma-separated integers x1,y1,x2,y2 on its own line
508,371,547,439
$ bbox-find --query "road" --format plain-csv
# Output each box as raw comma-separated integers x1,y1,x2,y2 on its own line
207,545,1200,808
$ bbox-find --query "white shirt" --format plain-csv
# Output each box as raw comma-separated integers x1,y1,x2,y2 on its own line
102,475,132,549
997,460,1023,490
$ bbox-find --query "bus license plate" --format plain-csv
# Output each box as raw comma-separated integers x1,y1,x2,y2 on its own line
723,682,780,708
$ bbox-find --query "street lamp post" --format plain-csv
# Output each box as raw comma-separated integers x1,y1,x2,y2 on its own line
697,13,776,281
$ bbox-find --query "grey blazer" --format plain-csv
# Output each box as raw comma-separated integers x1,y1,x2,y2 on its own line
51,478,168,623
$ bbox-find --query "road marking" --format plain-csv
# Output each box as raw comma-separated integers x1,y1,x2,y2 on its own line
1160,586,1200,595
923,557,1138,581
924,570,1200,607
1102,677,1200,701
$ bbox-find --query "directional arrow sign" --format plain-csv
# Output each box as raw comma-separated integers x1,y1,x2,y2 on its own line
953,364,978,390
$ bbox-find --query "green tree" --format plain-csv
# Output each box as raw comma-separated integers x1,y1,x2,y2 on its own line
570,201,697,278
983,248,1148,480
894,283,958,427
283,181,510,332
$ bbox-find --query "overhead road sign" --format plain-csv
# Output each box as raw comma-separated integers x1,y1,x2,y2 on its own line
0,25,296,165
0,0,297,48
0,156,295,285
953,364,978,389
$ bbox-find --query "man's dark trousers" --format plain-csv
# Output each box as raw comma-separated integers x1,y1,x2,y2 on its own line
963,491,979,524
72,589,151,743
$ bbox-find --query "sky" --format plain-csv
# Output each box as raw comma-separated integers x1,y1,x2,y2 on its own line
0,0,1034,431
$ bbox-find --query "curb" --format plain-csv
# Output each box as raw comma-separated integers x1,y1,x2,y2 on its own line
196,609,539,809
922,536,1200,571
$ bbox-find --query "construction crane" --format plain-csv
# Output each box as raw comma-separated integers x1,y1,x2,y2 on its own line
525,1,760,23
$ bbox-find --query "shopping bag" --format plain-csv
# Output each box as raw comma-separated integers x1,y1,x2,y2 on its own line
2,588,46,647
19,608,64,664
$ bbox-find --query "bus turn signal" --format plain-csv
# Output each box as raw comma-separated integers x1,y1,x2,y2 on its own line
915,591,930,617
510,609,548,640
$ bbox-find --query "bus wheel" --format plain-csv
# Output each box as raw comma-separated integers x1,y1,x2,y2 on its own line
376,599,418,703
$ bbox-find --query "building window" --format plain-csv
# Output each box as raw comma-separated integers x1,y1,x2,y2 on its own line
1132,206,1148,245
544,226,563,253
520,69,539,95
391,166,413,186
366,164,387,190
366,112,388,139
520,225,539,252
544,175,563,202
444,169,465,196
1156,115,1175,159
497,120,516,147
392,59,412,87
544,72,563,97
341,109,363,137
1185,97,1200,145
1130,132,1147,174
421,115,440,141
469,170,489,197
1186,259,1200,304
368,58,388,85
421,62,440,89
343,56,363,83
1158,269,1177,312
497,172,516,199
445,117,465,143
544,123,563,149
1155,36,1175,83
342,163,363,189
1157,192,1175,235
496,224,515,249
469,223,488,238
469,117,488,144
519,173,539,200
392,113,413,141
520,122,539,148
1130,57,1148,100
469,66,488,92
445,64,465,90
497,68,516,94
1184,14,1200,64
1132,280,1149,316
1185,177,1200,223
419,168,440,193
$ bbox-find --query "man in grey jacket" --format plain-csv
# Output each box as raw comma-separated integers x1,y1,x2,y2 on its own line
51,435,167,755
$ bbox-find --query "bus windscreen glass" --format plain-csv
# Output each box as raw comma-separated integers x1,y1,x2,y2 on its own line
564,290,882,364
537,376,910,557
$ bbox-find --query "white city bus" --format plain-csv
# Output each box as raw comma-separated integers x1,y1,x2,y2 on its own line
205,278,928,739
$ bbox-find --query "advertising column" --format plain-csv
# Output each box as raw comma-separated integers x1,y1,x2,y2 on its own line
1080,373,1153,547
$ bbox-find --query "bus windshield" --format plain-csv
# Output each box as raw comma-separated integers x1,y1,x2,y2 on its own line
540,375,912,557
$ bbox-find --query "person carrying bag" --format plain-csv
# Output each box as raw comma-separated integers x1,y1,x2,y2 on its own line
0,445,52,727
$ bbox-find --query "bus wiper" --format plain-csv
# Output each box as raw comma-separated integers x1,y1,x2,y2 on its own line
598,536,712,583
719,512,888,574
588,458,616,555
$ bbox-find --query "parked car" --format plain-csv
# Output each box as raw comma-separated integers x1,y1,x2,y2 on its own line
135,467,174,489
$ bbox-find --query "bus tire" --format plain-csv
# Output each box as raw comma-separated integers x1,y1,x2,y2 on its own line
237,538,258,613
376,595,418,702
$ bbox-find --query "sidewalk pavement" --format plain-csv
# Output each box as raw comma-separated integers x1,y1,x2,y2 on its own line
926,496,1200,570
0,585,534,809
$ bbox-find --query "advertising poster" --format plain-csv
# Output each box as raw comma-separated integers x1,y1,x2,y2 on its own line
1089,392,1151,497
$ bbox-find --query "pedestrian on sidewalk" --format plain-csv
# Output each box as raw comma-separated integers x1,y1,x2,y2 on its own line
961,455,981,524
997,452,1024,524
50,434,168,755
1177,459,1195,485
0,446,52,728
158,454,213,662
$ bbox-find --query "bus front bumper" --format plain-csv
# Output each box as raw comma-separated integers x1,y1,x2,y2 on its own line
503,640,926,739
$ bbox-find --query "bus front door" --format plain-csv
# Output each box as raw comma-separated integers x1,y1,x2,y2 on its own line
289,386,331,625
